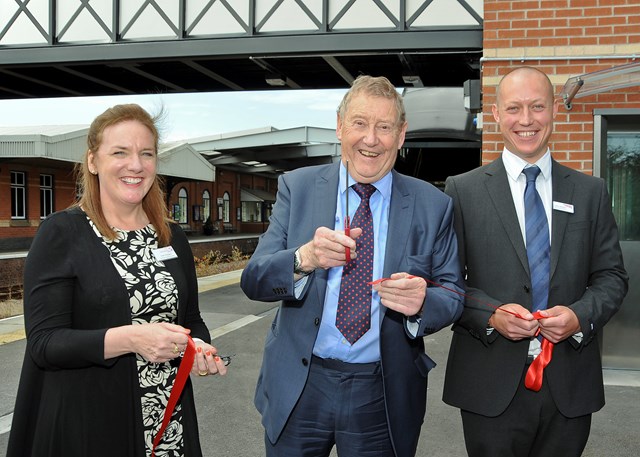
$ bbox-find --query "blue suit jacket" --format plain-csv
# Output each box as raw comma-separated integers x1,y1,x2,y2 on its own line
241,162,464,457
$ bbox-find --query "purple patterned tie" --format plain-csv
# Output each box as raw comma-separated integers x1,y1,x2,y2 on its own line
336,183,376,344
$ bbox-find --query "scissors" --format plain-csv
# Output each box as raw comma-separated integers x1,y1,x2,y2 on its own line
216,354,234,367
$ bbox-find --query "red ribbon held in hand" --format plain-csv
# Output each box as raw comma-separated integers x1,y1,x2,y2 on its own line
151,336,196,457
369,275,553,392
524,332,554,392
344,160,351,262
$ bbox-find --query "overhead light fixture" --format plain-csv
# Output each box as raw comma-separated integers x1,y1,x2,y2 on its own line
265,73,287,87
242,160,268,167
402,73,421,85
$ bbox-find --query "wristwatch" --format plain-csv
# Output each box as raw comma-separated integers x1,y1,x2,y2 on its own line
293,249,313,276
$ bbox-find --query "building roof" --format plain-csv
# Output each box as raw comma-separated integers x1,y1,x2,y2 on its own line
0,126,215,181
0,125,89,163
0,125,89,136
159,142,215,181
188,126,341,178
241,188,276,202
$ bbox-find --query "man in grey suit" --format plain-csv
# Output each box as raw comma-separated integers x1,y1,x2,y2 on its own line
241,75,464,457
442,66,628,457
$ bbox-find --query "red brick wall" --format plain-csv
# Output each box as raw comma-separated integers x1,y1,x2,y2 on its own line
237,174,277,193
167,180,214,230
2,161,277,244
482,0,640,172
0,163,77,240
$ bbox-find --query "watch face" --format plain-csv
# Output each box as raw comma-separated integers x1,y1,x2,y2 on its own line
294,249,310,275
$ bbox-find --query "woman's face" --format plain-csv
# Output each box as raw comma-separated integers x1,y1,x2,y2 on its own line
88,120,157,212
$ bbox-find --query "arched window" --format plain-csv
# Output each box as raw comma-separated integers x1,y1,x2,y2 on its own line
202,190,211,221
222,192,230,223
178,188,188,223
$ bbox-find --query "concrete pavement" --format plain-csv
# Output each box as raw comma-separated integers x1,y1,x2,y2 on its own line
0,271,638,456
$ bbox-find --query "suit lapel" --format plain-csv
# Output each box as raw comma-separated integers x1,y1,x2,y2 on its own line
383,170,413,278
379,171,414,323
484,160,530,273
314,163,340,232
550,160,574,278
311,163,340,304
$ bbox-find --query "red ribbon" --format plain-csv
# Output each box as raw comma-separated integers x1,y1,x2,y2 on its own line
344,217,351,262
151,336,196,457
369,275,553,391
524,336,554,391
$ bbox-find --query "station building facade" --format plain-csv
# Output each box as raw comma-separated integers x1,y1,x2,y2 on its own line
0,126,278,252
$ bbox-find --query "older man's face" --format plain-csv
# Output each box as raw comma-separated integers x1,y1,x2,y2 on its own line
337,93,407,183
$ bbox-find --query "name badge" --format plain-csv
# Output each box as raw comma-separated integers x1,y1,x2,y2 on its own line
152,246,178,261
553,201,574,213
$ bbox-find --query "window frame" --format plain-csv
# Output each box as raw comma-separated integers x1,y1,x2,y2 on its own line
40,174,54,219
10,170,27,220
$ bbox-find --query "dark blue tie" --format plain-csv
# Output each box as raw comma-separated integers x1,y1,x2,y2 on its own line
523,166,550,313
336,183,376,344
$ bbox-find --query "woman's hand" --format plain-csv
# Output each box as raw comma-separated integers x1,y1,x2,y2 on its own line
104,322,190,362
191,340,228,377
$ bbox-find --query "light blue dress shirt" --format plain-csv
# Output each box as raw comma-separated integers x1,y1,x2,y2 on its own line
311,161,391,363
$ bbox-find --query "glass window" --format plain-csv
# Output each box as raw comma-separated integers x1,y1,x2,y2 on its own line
40,174,54,218
242,201,262,222
222,192,230,223
607,132,640,241
11,171,26,219
202,190,211,221
178,188,188,224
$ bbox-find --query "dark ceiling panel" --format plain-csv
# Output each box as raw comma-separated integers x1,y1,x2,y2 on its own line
0,54,480,99
0,29,482,100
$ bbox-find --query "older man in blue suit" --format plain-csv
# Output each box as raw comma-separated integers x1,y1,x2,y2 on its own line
241,75,464,457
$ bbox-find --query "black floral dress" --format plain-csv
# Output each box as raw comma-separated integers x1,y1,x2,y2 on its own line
92,220,185,457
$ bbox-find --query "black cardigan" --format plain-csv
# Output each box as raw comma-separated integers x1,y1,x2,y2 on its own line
7,207,210,457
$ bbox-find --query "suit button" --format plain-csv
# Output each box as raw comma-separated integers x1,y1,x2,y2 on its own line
524,285,530,293
302,358,309,366
314,317,320,326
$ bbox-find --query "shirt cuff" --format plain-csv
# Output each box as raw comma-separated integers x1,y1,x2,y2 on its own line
294,275,309,299
405,315,422,338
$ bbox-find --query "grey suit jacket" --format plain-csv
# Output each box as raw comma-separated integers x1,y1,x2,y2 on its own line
241,162,464,457
442,158,628,418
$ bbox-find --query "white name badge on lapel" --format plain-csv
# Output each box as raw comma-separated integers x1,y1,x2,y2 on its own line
152,246,178,261
553,201,574,213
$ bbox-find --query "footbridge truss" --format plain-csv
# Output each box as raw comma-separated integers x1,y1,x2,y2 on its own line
0,0,483,99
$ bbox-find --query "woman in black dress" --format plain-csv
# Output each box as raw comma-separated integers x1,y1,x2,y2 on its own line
7,104,228,457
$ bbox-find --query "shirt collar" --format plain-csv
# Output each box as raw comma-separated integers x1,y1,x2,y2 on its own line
339,161,393,201
502,147,552,182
